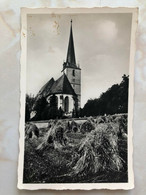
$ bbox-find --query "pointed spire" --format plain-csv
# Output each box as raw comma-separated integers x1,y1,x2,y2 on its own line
66,20,76,67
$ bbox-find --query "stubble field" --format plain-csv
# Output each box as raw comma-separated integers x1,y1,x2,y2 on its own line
23,114,128,183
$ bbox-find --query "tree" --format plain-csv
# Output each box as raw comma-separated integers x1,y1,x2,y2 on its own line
25,94,35,121
41,94,60,120
32,95,47,120
82,75,129,116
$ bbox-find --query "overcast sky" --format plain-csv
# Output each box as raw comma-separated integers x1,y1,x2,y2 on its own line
26,13,132,108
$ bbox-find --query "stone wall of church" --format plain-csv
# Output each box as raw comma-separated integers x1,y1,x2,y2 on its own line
64,67,81,107
56,94,74,113
47,94,74,113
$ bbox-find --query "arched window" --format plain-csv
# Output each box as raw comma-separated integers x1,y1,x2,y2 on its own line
64,96,69,112
50,94,58,108
56,96,58,108
60,95,63,104
72,69,75,76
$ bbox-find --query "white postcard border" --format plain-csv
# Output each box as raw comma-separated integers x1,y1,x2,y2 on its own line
18,7,138,190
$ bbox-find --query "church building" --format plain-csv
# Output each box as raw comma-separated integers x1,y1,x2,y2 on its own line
36,20,81,115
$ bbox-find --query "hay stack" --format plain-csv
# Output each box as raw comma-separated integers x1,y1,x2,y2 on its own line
114,115,128,137
25,123,39,139
70,120,79,132
80,119,95,134
36,121,68,152
71,122,124,176
95,116,105,124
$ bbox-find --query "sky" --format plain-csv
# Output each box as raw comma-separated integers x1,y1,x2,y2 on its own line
26,13,132,108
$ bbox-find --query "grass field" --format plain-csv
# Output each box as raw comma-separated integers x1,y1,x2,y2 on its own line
23,114,128,183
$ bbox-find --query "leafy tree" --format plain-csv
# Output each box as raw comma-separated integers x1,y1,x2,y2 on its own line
41,94,60,120
32,95,47,120
82,75,129,116
25,94,35,121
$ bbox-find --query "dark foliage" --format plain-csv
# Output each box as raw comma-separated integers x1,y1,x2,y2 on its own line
32,96,47,120
28,94,64,120
25,94,35,122
82,75,129,116
41,95,58,120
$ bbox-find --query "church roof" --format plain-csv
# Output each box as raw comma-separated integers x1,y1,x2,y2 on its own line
48,74,76,96
66,20,76,66
63,20,80,70
37,74,76,97
38,77,55,97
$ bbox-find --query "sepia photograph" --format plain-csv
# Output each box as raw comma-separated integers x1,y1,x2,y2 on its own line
18,8,137,190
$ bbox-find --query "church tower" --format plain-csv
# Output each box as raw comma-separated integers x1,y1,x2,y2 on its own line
62,20,81,108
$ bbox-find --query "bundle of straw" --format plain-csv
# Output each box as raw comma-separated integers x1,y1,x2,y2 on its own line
25,123,39,139
72,122,124,176
36,121,68,152
70,120,79,132
80,119,95,134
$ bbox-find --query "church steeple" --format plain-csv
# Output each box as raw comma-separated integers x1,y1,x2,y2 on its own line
65,20,77,68
62,20,81,108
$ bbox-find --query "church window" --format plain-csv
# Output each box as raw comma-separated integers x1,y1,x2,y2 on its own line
56,96,58,108
64,96,69,112
60,95,63,104
72,70,75,76
50,95,58,108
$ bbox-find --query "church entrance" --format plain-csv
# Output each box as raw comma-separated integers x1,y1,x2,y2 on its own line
64,96,69,112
